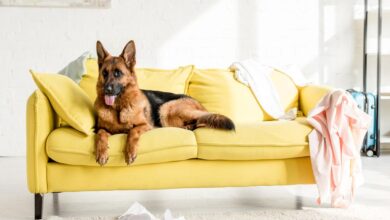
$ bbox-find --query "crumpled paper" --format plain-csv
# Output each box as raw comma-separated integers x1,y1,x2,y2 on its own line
118,202,185,220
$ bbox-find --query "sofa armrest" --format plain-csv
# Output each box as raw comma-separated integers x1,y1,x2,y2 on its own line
299,85,332,116
26,90,55,193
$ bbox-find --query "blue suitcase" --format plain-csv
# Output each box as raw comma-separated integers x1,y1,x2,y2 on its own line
347,89,377,156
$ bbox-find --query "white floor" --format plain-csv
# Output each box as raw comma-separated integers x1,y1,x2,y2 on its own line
1,155,390,220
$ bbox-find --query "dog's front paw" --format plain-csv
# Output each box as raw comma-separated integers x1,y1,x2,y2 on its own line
125,148,137,165
96,146,109,166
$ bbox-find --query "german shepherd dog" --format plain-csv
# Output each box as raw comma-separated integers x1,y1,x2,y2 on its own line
95,40,235,165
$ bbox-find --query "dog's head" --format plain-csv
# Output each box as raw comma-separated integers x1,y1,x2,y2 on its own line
96,40,137,106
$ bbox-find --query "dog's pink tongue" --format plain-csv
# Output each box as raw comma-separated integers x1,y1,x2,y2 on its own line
104,95,117,106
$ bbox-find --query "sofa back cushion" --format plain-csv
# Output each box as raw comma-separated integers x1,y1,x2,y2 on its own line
263,69,299,120
187,68,299,122
79,59,194,102
187,69,264,122
79,58,99,101
136,66,194,93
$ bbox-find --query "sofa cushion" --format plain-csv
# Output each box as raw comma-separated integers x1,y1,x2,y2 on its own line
187,68,299,122
263,69,299,120
187,69,265,123
30,71,95,135
136,66,194,94
79,58,194,102
46,127,197,167
195,117,312,160
79,58,99,101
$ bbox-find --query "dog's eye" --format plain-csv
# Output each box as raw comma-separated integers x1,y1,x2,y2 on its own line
113,70,122,78
102,70,109,78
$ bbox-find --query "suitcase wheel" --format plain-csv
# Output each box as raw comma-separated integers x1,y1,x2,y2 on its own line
366,150,374,157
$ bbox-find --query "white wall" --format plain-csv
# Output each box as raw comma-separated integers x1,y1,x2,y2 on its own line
0,0,362,155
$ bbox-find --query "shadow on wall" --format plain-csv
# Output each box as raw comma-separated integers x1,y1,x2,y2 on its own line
237,0,258,59
96,0,221,66
236,0,358,87
303,0,357,88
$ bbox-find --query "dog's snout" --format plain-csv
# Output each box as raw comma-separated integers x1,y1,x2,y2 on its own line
104,83,123,96
105,84,113,94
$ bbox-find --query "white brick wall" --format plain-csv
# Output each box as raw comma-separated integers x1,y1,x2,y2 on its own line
0,0,362,155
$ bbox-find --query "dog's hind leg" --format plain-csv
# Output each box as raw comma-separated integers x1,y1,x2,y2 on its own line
159,98,209,130
160,98,235,131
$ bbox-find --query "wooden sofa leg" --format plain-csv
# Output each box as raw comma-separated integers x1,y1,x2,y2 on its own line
35,194,44,220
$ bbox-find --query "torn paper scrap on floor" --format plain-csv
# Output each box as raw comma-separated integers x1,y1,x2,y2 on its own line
118,202,185,220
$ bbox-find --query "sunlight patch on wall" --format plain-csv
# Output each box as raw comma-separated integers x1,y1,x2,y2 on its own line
155,0,236,68
324,5,336,43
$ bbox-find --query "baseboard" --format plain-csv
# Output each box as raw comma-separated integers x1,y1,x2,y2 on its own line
381,144,390,154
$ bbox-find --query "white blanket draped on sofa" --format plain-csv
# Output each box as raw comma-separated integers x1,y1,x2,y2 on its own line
230,59,308,120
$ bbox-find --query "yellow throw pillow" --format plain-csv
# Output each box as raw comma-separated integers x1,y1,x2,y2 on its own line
79,58,194,102
30,71,95,135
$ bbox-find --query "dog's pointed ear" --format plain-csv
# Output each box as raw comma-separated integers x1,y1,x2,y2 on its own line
96,41,110,68
120,40,136,68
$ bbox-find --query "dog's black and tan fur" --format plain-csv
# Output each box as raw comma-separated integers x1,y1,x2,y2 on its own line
95,40,235,165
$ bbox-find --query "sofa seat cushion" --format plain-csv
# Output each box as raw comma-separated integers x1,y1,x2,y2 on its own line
195,117,312,160
46,127,197,167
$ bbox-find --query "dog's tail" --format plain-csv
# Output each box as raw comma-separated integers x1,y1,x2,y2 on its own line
196,113,235,131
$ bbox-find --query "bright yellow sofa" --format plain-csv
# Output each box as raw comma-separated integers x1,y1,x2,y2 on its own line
27,59,331,219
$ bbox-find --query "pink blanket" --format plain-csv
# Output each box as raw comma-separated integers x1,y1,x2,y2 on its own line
307,89,370,208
